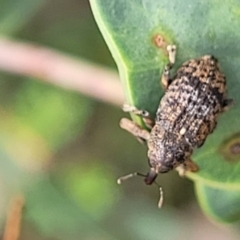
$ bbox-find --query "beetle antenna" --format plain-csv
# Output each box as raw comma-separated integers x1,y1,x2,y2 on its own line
117,172,146,184
117,172,164,208
150,181,164,208
158,187,164,208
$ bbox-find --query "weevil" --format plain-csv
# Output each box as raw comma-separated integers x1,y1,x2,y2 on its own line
118,44,232,207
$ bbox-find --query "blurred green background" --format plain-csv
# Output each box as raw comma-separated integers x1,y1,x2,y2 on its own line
0,0,239,239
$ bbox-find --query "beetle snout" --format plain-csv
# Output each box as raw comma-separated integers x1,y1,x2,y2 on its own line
144,168,158,185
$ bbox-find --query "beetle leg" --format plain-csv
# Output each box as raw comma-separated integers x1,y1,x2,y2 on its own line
175,158,198,177
120,118,150,144
222,98,233,112
161,45,177,90
122,103,155,128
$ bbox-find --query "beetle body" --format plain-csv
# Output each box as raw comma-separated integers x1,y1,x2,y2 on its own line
119,45,232,186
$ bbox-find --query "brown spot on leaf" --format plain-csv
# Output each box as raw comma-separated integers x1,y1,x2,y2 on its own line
230,143,240,154
219,133,240,162
153,34,167,49
153,34,171,57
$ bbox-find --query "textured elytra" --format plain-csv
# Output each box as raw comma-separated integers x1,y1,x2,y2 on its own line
148,55,229,174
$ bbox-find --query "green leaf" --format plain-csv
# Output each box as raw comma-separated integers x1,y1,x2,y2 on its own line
90,0,240,221
195,181,240,223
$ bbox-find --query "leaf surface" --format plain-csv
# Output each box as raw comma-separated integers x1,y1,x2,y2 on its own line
90,0,240,221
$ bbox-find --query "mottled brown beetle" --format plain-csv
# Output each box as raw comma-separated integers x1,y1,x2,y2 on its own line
118,45,232,207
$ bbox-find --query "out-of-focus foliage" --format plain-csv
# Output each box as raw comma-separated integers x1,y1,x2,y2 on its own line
14,80,92,150
0,0,238,240
0,0,47,35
